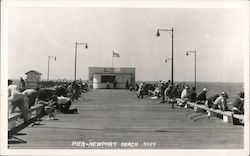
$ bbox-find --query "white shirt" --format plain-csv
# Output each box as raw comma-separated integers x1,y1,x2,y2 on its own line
181,89,188,99
57,96,70,104
213,96,224,105
22,89,37,96
8,85,24,102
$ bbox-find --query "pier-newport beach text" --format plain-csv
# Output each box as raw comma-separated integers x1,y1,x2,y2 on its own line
72,140,156,148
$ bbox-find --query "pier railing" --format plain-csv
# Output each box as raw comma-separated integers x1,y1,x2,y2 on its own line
8,104,44,143
176,98,244,125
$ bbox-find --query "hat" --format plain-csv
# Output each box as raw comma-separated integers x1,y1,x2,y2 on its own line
221,91,228,98
203,88,207,92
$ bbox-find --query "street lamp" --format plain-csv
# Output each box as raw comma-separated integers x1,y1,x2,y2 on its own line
47,55,57,81
74,42,88,81
186,50,197,89
164,58,172,81
156,27,174,85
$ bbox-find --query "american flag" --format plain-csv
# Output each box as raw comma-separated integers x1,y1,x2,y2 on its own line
113,51,120,58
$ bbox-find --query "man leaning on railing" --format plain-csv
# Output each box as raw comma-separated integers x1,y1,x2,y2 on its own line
8,79,29,123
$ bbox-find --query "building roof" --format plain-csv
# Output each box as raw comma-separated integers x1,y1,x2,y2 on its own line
25,70,42,75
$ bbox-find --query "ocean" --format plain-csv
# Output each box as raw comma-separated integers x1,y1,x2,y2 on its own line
136,81,244,100
10,79,243,101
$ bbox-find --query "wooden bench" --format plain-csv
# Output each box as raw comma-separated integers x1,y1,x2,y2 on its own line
209,108,233,123
232,114,244,125
176,98,209,111
176,98,244,125
8,104,44,129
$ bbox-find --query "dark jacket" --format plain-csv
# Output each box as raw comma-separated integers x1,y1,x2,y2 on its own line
197,91,207,101
233,97,244,112
188,91,197,102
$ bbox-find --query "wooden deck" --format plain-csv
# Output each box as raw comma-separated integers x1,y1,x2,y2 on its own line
8,89,244,149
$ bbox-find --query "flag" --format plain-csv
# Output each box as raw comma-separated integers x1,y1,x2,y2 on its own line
113,51,120,58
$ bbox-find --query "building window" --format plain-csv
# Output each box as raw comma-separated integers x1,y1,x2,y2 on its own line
101,75,115,83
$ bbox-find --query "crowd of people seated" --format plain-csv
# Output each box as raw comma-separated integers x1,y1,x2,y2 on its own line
8,79,88,122
135,80,244,117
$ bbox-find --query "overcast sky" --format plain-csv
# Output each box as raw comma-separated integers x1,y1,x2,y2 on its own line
7,7,247,82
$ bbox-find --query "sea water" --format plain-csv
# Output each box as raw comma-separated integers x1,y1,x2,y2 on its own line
136,81,244,100
11,79,244,100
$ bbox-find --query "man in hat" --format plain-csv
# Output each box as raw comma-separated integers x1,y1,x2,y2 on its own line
160,81,167,103
188,87,197,102
181,86,189,100
164,84,172,102
137,82,144,99
205,94,220,117
178,86,189,107
232,91,244,114
213,91,229,111
196,88,207,104
19,77,26,92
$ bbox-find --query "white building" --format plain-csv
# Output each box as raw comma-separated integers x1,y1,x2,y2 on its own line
89,67,135,89
25,70,42,89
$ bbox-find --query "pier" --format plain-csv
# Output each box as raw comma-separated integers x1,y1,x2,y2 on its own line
8,89,243,149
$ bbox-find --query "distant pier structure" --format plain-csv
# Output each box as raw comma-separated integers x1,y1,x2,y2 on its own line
89,67,135,89
25,70,42,89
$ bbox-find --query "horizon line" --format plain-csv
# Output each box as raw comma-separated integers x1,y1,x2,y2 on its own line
8,78,244,84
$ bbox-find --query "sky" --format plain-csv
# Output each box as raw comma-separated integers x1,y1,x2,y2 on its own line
7,6,248,82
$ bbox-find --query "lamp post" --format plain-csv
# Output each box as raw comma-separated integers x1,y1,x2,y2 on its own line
47,55,57,81
156,27,174,85
186,50,196,89
164,58,172,81
74,42,88,81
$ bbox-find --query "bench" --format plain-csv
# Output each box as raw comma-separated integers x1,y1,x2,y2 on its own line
8,104,44,140
176,98,244,125
209,108,233,123
8,104,44,129
232,114,244,125
176,99,209,111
